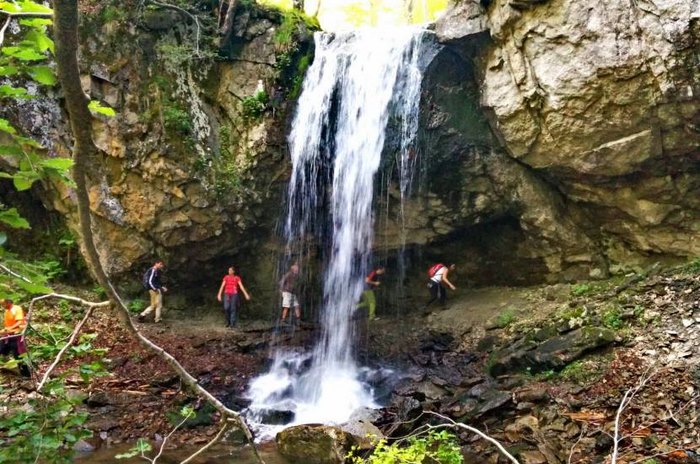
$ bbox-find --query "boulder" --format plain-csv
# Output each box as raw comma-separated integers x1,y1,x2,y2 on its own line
276,424,355,464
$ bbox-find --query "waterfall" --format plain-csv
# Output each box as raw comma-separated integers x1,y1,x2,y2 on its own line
247,27,431,437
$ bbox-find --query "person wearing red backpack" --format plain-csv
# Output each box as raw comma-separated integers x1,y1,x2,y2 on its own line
425,263,456,308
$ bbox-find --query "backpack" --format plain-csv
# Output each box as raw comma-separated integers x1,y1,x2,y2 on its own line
428,263,445,278
142,268,152,290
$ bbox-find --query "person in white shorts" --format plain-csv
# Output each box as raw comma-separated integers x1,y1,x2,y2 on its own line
279,263,301,325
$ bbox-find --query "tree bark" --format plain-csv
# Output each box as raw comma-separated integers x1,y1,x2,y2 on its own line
52,2,263,461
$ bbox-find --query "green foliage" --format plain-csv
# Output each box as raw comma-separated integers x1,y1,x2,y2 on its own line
162,103,193,135
101,5,127,22
495,307,516,328
116,407,195,460
88,99,116,117
127,298,147,314
348,430,463,464
0,379,91,464
115,438,152,459
682,257,700,274
241,90,269,120
601,305,624,330
571,283,593,297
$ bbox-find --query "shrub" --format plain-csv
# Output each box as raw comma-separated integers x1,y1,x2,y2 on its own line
347,430,462,464
495,307,516,328
241,90,269,120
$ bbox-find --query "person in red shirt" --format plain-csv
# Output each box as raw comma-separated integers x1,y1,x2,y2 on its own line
217,267,251,328
1,298,30,377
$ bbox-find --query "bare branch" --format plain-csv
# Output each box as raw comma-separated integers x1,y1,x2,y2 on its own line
0,263,32,283
568,423,587,464
152,410,194,464
423,411,520,464
0,15,11,48
611,367,657,464
36,306,95,391
180,421,230,464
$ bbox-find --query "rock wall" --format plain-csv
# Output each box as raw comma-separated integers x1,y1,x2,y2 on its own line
408,0,700,286
7,1,316,314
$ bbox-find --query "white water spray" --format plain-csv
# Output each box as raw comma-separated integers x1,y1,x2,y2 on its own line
247,27,430,437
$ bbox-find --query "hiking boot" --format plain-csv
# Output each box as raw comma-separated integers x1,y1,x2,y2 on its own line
136,314,145,322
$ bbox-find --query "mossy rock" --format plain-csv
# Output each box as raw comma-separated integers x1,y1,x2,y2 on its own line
276,424,355,464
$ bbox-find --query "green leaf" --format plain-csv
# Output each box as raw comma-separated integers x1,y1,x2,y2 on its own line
29,65,55,85
15,279,52,295
88,100,116,117
12,171,39,191
2,46,46,62
16,1,53,14
39,157,73,171
0,65,19,76
25,30,55,54
0,208,30,229
19,18,52,28
0,145,24,156
0,2,22,13
0,85,30,98
0,119,17,134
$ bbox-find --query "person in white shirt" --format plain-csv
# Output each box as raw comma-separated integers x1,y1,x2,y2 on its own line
426,263,456,307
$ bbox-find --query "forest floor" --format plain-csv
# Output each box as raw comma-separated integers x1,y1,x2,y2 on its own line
2,262,700,463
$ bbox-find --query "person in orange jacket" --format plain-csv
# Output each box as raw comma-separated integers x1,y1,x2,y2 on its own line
1,298,30,377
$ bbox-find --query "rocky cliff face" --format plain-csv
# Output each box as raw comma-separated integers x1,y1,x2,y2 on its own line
7,2,316,311
408,0,700,285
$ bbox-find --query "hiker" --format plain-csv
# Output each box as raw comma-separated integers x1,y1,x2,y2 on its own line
0,299,30,377
426,263,456,307
279,263,301,325
358,265,385,321
139,260,168,323
217,266,251,328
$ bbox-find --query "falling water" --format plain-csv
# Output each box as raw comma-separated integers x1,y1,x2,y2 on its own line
247,27,431,437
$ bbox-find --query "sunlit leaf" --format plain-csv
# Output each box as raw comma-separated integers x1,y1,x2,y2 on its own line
0,65,19,76
39,157,73,171
88,100,116,117
19,18,53,28
0,118,17,135
16,1,53,14
0,85,30,98
25,29,55,53
2,46,46,61
29,65,55,85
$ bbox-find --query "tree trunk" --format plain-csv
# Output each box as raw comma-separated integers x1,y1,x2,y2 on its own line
52,2,263,460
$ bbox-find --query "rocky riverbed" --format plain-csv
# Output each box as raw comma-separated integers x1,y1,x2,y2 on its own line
2,263,699,463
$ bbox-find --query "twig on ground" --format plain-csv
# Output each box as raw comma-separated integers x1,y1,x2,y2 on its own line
611,367,657,464
423,411,520,464
151,410,194,464
180,420,230,464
